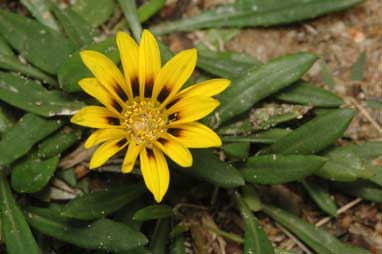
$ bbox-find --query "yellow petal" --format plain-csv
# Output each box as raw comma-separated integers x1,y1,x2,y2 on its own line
89,139,127,169
154,133,192,167
176,79,230,99
79,78,122,115
168,122,222,148
116,32,139,97
140,147,169,202
71,106,120,128
166,96,220,125
85,128,128,149
152,49,197,105
122,139,144,173
138,30,161,98
80,50,131,102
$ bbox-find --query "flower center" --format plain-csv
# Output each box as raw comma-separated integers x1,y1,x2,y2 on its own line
121,98,168,145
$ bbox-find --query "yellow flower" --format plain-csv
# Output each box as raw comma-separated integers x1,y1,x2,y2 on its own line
71,30,230,202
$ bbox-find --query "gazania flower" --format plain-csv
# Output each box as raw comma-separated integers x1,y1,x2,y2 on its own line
71,30,230,202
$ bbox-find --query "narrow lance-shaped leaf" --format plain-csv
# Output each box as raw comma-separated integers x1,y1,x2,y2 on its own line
71,0,115,27
0,113,63,166
11,154,59,193
52,4,97,48
0,9,75,74
242,155,326,184
170,235,186,254
0,72,85,117
350,51,367,81
133,205,173,221
150,219,170,254
0,104,14,134
61,183,146,220
26,207,148,252
137,0,166,23
20,0,59,30
264,109,355,155
302,179,337,216
214,52,318,126
0,172,40,254
151,0,364,34
275,80,343,107
262,204,371,254
197,49,261,79
37,127,82,159
176,149,244,188
334,180,382,203
0,36,57,85
316,146,374,182
118,0,143,42
235,192,274,254
58,38,120,92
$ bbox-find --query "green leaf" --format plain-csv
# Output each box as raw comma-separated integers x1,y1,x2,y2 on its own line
0,113,63,166
133,205,172,221
334,180,382,203
350,51,367,81
11,155,58,193
0,72,84,117
0,172,40,254
214,52,318,125
118,0,143,42
221,128,291,143
71,0,115,27
170,235,186,254
320,60,336,88
0,9,75,74
222,142,250,159
275,80,343,107
197,49,261,79
265,109,355,155
52,4,97,48
0,33,56,86
58,38,120,92
262,204,371,254
37,127,81,158
151,0,364,34
26,207,148,252
251,103,311,130
242,155,326,184
20,0,59,30
177,149,244,188
0,104,15,134
302,179,337,216
138,0,166,23
317,146,374,182
335,141,382,160
235,192,274,254
241,185,263,212
150,219,170,254
61,183,146,220
366,99,382,109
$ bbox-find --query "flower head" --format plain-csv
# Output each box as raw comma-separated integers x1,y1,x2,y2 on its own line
71,30,230,202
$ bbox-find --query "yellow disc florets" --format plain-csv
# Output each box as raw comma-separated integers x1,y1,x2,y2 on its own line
121,98,168,145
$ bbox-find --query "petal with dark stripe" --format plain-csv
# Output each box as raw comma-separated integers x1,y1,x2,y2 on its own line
70,106,120,128
154,133,192,167
153,49,197,105
80,50,131,102
85,128,128,149
168,122,221,148
89,139,127,169
166,96,220,125
140,147,169,202
122,139,144,173
138,30,161,98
